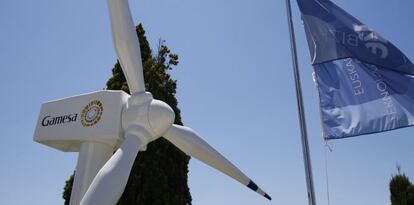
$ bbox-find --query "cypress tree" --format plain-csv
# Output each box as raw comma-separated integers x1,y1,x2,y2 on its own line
390,166,414,205
63,172,74,205
63,24,191,205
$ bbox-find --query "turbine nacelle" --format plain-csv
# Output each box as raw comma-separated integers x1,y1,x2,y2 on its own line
121,92,175,150
34,90,129,152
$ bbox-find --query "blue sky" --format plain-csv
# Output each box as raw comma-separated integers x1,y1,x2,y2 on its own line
1,0,413,204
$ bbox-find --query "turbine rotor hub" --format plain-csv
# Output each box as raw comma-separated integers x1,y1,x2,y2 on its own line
121,92,175,150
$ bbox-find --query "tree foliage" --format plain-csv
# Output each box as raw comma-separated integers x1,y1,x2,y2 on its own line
63,172,74,205
390,166,414,205
63,24,191,205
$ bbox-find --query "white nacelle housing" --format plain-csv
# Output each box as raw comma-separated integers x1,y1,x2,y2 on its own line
34,90,130,152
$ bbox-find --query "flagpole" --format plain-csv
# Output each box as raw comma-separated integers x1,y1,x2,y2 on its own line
285,0,317,205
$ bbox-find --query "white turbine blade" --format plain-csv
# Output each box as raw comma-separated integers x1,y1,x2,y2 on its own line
79,136,141,205
108,0,145,94
163,124,271,200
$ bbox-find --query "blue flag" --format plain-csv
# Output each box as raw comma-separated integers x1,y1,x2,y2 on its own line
297,0,414,139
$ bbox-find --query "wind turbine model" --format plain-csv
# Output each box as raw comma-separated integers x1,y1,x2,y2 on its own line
34,0,271,204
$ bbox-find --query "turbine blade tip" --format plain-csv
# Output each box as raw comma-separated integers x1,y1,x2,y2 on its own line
247,180,271,201
264,193,272,201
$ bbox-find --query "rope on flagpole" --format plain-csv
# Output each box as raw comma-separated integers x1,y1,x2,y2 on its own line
323,140,334,205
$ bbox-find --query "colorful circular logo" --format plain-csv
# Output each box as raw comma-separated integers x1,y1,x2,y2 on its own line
81,100,103,127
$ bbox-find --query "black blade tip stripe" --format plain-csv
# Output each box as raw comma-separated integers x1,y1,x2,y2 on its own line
247,180,259,191
264,193,272,200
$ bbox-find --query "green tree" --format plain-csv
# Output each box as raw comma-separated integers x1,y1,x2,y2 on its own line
63,24,191,205
63,172,74,205
390,166,414,205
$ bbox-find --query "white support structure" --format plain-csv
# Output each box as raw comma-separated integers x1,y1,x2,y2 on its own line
69,142,113,205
